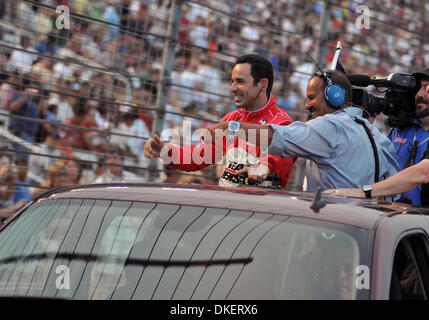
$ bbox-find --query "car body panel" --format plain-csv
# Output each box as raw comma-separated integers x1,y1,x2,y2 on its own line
371,213,429,299
32,183,429,231
2,183,429,300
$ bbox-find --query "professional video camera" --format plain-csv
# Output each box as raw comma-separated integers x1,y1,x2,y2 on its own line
312,42,420,127
347,73,420,127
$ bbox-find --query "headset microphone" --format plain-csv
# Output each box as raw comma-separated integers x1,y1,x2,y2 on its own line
322,72,346,108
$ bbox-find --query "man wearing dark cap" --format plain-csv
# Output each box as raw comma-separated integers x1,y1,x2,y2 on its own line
387,68,429,206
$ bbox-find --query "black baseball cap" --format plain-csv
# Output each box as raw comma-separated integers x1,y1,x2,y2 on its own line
413,67,429,81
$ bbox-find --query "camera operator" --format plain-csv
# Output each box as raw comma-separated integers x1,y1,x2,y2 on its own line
388,68,429,206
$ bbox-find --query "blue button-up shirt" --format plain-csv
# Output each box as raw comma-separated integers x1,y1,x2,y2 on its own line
268,107,399,193
388,119,429,206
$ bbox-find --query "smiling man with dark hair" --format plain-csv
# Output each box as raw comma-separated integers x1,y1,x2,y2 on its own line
144,54,295,188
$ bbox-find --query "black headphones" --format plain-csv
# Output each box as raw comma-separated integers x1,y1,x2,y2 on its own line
315,71,346,109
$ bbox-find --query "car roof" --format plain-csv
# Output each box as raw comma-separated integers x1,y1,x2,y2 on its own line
34,183,429,231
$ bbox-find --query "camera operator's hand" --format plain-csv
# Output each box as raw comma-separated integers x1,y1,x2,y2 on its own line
144,134,166,158
236,164,269,183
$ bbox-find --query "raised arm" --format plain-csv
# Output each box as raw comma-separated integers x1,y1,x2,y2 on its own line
143,133,225,172
206,121,274,147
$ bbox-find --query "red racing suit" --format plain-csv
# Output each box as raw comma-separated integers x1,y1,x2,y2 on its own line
165,95,295,188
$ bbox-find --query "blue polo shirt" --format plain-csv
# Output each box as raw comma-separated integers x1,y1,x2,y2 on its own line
388,119,429,206
10,180,31,203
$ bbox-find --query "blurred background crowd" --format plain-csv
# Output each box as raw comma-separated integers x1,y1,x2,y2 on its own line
1,0,429,210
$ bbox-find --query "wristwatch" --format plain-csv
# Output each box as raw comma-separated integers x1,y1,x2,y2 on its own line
227,121,240,134
361,185,373,198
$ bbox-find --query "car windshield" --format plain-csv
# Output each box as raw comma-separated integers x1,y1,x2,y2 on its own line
0,199,372,300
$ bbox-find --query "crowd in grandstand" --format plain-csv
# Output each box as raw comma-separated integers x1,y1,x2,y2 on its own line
1,0,429,209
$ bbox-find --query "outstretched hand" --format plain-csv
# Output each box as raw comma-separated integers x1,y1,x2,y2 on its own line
144,134,165,158
236,164,270,183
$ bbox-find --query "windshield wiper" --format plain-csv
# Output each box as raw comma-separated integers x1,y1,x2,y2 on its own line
0,252,253,267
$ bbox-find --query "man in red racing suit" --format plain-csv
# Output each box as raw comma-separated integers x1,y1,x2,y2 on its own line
144,54,295,188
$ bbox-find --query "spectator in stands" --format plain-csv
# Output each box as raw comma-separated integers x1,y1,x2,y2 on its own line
0,71,19,112
46,103,60,123
93,99,111,129
188,15,209,49
33,158,82,196
274,81,303,115
32,57,56,92
7,77,41,160
34,87,53,143
65,99,87,150
126,2,149,39
165,91,184,130
65,98,100,151
16,1,36,35
38,159,66,191
48,83,75,123
119,106,150,164
7,35,37,74
92,155,106,183
0,53,9,78
103,2,120,42
178,3,191,49
82,106,104,152
66,159,82,185
11,159,32,203
36,32,57,56
178,55,206,107
94,146,125,183
136,83,157,132
35,7,53,43
0,143,16,208
86,0,104,23
28,132,62,181
197,55,222,108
